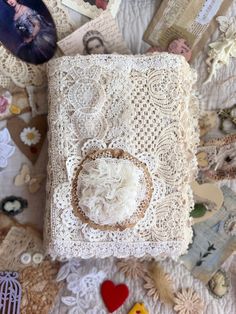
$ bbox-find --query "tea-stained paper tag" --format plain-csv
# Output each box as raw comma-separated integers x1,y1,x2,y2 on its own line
143,0,233,60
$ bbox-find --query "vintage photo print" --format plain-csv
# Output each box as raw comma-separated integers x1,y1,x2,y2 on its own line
62,0,121,19
0,0,57,65
58,11,130,56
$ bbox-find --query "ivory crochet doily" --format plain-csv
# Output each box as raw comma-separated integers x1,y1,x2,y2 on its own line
0,0,74,89
45,53,199,260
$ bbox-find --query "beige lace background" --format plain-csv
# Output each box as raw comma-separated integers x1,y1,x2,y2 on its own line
0,0,235,312
45,53,199,260
0,0,74,89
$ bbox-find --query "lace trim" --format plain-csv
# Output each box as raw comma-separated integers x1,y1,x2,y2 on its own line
45,53,199,259
0,226,43,271
0,0,74,89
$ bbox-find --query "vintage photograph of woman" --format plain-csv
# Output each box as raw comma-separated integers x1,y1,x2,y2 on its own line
0,0,57,64
83,30,109,54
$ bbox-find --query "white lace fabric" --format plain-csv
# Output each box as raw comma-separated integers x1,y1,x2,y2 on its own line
45,53,199,260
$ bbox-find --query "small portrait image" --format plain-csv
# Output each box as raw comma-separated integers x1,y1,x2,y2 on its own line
0,0,57,65
84,0,109,10
83,30,109,55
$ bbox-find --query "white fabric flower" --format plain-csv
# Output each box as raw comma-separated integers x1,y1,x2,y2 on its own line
0,128,15,168
66,268,106,295
20,127,41,146
78,158,145,225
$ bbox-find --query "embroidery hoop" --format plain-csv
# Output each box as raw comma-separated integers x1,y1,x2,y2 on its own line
71,148,154,231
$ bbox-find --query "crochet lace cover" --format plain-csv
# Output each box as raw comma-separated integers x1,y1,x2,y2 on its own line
45,53,199,259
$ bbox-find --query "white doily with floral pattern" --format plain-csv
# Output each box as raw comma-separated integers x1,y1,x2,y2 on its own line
45,54,199,260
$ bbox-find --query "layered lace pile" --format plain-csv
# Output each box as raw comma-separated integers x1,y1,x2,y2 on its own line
45,53,199,259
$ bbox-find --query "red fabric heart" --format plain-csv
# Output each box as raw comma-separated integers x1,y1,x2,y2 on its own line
101,280,129,313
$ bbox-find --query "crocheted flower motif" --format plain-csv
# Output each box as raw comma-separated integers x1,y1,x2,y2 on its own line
116,258,147,279
66,138,158,231
78,158,145,225
174,288,204,314
20,127,41,146
66,267,106,295
143,272,172,303
0,128,15,168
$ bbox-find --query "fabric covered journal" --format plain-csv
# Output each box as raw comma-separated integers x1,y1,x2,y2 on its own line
45,53,199,259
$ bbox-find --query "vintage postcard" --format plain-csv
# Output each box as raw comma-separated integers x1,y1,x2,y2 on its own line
143,0,233,60
180,186,236,284
62,0,121,19
0,0,57,64
57,11,130,56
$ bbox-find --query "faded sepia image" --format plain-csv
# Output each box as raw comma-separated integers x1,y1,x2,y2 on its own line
82,30,109,54
0,0,57,64
58,11,130,56
61,0,121,19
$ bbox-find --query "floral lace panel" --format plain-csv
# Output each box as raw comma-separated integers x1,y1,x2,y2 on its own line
0,0,74,89
45,54,199,259
55,260,107,314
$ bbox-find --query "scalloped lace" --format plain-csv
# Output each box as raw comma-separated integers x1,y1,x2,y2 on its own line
45,54,199,260
0,0,74,89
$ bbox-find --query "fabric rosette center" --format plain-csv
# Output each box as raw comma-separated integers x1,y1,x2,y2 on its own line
70,146,154,231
